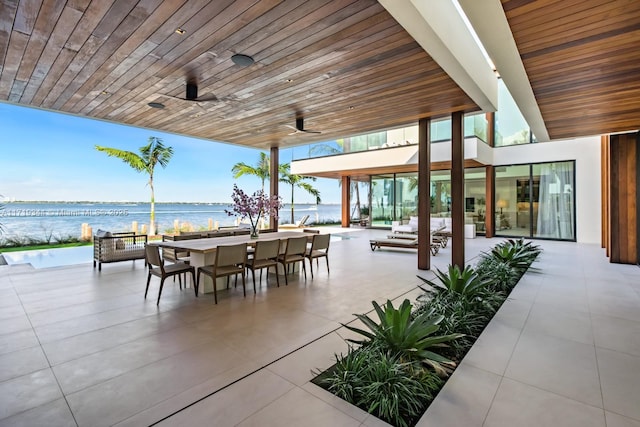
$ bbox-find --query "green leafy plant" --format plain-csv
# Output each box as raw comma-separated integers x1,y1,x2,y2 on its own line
475,256,519,293
418,264,490,298
343,299,462,376
489,238,541,274
317,347,442,427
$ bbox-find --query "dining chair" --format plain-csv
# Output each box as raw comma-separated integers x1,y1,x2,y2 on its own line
305,233,331,278
145,245,196,305
276,236,308,286
196,243,247,304
245,239,280,292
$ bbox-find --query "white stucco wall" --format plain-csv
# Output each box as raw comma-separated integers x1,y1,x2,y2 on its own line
492,136,601,244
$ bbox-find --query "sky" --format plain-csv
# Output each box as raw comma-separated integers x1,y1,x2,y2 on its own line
0,102,341,204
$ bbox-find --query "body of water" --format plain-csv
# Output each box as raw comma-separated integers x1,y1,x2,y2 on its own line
0,202,342,241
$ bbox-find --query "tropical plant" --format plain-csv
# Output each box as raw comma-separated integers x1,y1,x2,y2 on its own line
95,136,173,235
343,299,462,376
317,346,442,427
418,264,490,299
488,238,541,274
224,184,283,236
475,256,519,293
278,163,321,224
231,151,271,192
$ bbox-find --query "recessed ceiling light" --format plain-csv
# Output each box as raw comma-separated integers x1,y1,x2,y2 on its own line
231,54,255,67
175,28,186,35
101,90,109,95
286,79,293,83
148,102,165,109
349,106,355,110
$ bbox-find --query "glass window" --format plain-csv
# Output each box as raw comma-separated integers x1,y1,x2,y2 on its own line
431,170,451,216
370,174,395,227
464,167,487,234
395,173,418,221
495,165,530,236
532,162,575,240
495,79,531,146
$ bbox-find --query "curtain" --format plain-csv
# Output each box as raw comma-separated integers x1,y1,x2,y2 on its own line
536,162,574,239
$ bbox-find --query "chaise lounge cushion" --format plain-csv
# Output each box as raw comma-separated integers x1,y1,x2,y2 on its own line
392,216,419,233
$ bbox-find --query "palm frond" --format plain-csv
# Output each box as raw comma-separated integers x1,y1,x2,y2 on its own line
95,145,146,172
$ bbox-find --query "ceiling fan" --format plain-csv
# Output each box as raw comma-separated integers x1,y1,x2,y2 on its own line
285,117,321,135
164,82,219,103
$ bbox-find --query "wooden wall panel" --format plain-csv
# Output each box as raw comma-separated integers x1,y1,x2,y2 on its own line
609,132,638,264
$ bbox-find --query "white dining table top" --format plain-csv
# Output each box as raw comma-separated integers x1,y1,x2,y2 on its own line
149,231,315,254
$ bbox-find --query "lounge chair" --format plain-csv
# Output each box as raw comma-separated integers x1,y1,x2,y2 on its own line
391,216,418,234
370,234,440,256
279,214,310,229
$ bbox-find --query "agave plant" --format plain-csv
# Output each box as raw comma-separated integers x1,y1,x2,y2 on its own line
418,264,490,299
343,299,462,376
489,238,541,274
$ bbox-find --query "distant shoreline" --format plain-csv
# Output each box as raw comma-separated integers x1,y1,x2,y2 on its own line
3,201,341,205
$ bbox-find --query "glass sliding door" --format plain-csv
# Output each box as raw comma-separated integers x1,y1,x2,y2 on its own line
533,161,575,240
495,165,530,237
395,173,418,221
371,174,395,227
494,162,576,240
464,168,487,234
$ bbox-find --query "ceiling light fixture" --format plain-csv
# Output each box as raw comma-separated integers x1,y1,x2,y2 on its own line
101,90,109,95
175,28,186,35
148,102,165,109
231,54,255,67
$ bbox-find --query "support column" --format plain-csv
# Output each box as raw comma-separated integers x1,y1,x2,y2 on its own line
485,112,495,147
451,112,465,269
270,147,279,230
418,118,431,270
341,176,351,228
485,165,494,238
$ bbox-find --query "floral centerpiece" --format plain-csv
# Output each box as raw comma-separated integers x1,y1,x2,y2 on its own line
225,184,283,238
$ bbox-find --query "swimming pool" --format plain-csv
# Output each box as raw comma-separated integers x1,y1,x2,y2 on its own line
3,246,94,269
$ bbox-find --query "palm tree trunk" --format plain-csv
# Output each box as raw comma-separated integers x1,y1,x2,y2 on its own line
149,177,156,235
290,184,295,224
355,183,361,219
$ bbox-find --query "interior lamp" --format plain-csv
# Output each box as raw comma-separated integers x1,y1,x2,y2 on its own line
497,199,508,214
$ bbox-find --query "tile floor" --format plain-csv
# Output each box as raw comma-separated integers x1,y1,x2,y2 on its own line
0,229,638,426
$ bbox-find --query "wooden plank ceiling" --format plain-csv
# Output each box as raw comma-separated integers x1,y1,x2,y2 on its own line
0,0,478,149
502,0,640,140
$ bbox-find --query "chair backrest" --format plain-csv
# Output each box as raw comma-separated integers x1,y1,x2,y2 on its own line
408,216,419,227
285,236,309,256
303,228,320,234
208,230,233,238
253,239,280,261
145,245,163,268
310,233,331,252
216,243,247,268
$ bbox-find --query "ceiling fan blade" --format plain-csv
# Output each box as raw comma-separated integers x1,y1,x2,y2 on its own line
194,94,219,102
301,129,321,134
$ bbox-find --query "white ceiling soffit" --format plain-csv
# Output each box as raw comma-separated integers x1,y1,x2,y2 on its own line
457,0,551,142
378,0,497,113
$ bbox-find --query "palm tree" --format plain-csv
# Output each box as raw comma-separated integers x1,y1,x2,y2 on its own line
278,163,321,224
95,136,174,235
231,152,270,192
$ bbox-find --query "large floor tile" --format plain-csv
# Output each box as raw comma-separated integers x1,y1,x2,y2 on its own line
236,387,361,427
592,314,640,357
0,369,63,420
505,329,602,407
597,348,640,421
0,398,76,427
0,346,49,383
460,319,522,376
419,362,501,427
0,329,39,356
523,301,593,345
66,340,252,426
157,369,294,427
605,411,640,427
484,378,605,427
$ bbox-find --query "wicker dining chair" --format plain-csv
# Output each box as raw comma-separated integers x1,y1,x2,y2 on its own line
276,236,308,286
196,243,247,304
245,239,280,292
145,245,196,305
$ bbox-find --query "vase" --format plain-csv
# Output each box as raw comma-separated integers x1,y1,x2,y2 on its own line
250,224,259,239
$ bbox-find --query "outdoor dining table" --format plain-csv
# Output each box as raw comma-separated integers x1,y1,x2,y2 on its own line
150,230,316,294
